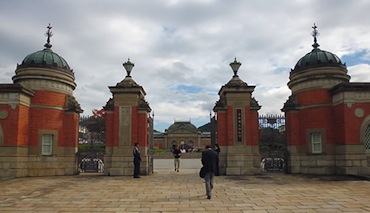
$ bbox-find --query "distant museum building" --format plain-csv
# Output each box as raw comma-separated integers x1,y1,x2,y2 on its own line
153,121,211,150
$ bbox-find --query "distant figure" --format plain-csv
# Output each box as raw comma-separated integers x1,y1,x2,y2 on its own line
172,145,181,172
201,144,219,200
133,142,141,178
214,144,220,176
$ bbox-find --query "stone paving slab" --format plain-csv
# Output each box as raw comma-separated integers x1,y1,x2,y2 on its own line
0,169,369,213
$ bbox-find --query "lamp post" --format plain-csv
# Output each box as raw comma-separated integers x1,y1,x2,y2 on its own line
122,58,135,77
230,58,241,77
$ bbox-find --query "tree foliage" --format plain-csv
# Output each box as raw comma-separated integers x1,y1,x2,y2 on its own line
79,109,106,148
259,127,286,152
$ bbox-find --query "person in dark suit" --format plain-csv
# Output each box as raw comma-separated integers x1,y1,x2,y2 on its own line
201,144,219,199
133,142,141,178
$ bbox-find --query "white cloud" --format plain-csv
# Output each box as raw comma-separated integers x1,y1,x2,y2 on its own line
1,0,370,131
348,64,370,82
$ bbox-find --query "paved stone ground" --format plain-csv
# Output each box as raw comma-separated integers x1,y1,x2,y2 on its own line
0,168,369,213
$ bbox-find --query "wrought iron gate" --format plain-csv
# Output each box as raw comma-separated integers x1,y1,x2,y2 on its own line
259,114,288,172
78,151,104,173
78,114,105,173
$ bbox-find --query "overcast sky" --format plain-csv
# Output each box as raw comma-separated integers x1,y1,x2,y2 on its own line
1,0,370,131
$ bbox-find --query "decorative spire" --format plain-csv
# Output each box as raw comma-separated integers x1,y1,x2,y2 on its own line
229,58,242,77
122,58,135,77
44,23,53,49
311,23,320,49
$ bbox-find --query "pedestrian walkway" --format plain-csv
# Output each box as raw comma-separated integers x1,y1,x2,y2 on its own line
154,158,202,169
0,168,369,213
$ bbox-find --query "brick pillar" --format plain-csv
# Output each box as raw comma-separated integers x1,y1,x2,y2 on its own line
104,60,151,176
213,59,261,175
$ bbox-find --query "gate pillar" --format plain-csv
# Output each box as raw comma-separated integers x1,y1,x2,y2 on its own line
214,59,261,175
104,59,151,176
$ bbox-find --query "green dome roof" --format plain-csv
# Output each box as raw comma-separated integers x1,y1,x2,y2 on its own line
167,121,197,132
292,48,345,72
292,24,346,73
18,48,72,72
17,24,72,72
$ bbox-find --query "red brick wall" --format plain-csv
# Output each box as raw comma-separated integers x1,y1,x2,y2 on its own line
298,106,334,145
63,113,79,147
28,91,68,147
244,106,251,145
0,90,80,149
0,105,20,146
113,106,120,147
333,102,370,145
105,111,114,147
298,90,331,105
217,106,260,147
332,104,345,144
137,111,148,147
32,91,66,106
285,111,301,146
131,106,138,145
29,107,64,146
226,106,234,146
216,111,227,146
249,110,259,146
17,105,30,146
286,89,335,146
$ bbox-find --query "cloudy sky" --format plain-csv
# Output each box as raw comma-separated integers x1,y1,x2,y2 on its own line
1,0,370,131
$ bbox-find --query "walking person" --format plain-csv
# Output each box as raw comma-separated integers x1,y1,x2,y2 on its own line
133,142,141,178
172,145,181,172
201,144,219,199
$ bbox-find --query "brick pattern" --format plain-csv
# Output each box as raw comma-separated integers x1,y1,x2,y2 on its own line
2,170,369,212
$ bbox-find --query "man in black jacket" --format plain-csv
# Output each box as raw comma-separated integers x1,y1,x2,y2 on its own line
133,142,141,178
201,144,219,199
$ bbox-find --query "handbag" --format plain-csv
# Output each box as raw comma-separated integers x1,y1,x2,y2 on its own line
199,166,206,178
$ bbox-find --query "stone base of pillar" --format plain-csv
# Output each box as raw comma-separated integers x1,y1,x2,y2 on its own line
0,146,78,179
104,146,149,176
225,153,261,175
224,146,261,175
288,145,370,176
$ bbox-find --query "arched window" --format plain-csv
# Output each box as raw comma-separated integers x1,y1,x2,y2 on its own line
188,140,193,148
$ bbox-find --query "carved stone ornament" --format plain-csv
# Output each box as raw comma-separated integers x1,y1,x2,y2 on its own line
103,98,114,111
214,96,227,110
250,97,261,108
138,98,151,111
65,95,83,113
0,110,8,119
355,108,364,118
282,95,298,111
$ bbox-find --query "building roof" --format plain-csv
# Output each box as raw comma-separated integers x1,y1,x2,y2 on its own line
18,48,72,72
292,48,344,73
167,121,197,132
291,24,346,73
16,24,73,73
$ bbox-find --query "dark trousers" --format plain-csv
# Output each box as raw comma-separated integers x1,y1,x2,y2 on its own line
134,159,140,177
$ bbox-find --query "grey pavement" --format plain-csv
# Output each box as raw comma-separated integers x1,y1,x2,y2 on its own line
0,160,369,213
154,158,202,170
